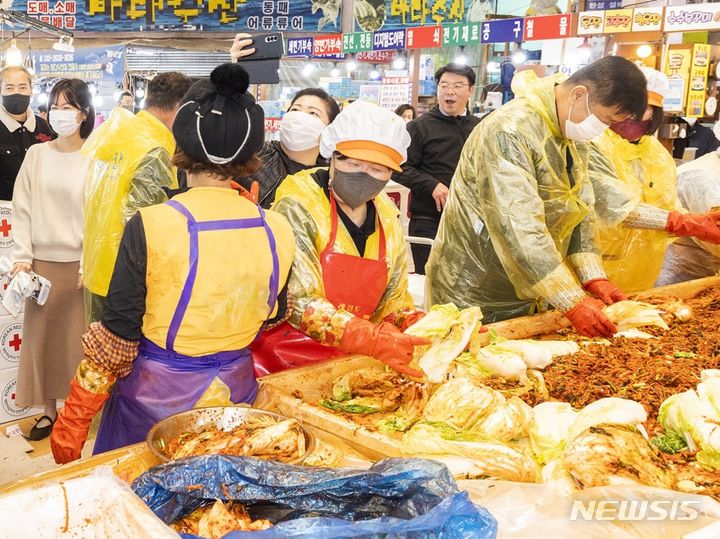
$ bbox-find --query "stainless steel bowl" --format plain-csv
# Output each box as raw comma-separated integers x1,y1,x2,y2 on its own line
146,406,315,463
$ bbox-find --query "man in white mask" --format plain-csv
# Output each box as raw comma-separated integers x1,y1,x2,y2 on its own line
427,57,648,337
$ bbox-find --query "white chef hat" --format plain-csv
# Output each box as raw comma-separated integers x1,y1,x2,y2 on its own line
320,99,411,172
640,67,669,107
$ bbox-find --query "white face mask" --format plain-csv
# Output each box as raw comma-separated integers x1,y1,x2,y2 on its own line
49,109,81,138
565,92,609,143
279,110,326,151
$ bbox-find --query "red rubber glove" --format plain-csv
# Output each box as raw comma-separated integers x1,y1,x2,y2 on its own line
229,180,260,204
50,379,109,464
400,311,426,332
339,319,429,378
564,297,617,339
665,211,720,244
582,278,627,305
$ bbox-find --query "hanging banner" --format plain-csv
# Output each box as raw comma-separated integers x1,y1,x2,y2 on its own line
286,37,314,57
33,46,125,82
664,4,720,33
313,34,343,56
361,0,487,32
586,0,621,9
577,11,604,35
603,9,633,34
686,43,711,118
663,46,693,113
442,22,482,46
632,7,663,33
342,32,374,53
406,25,442,49
357,50,396,63
76,0,342,32
481,17,524,44
372,28,406,50
523,13,573,41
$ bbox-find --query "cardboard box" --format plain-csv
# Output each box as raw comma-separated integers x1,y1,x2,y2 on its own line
0,367,40,424
0,315,23,371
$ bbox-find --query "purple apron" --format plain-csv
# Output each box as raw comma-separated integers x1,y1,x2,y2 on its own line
93,200,280,454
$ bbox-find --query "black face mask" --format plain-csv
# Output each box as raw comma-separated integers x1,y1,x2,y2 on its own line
331,168,387,209
2,94,31,115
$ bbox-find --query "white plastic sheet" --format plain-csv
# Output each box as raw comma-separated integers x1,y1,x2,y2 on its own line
0,467,178,538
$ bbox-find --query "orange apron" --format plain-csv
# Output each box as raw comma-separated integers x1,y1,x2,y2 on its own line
252,194,388,375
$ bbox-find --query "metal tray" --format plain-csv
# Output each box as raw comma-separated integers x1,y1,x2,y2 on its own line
145,406,315,463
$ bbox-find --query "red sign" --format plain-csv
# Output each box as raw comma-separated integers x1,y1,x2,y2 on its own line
264,118,280,132
406,25,442,49
523,13,574,41
356,51,395,63
313,34,343,56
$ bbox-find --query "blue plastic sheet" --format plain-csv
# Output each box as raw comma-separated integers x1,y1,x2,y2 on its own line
132,456,497,539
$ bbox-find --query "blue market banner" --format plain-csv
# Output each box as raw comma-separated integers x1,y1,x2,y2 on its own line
481,17,524,43
356,0,494,32
16,0,343,32
32,45,125,82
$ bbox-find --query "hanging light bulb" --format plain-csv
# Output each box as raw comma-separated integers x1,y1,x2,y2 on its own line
302,61,315,77
369,65,380,80
331,63,341,78
37,92,48,105
486,61,501,73
511,49,527,65
136,85,146,99
636,44,653,59
391,52,406,70
93,95,104,108
346,54,358,72
88,83,98,96
5,39,22,67
454,46,468,66
113,87,122,101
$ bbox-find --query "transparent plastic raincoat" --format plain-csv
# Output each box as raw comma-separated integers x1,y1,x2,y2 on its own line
82,110,177,304
272,168,415,344
657,152,720,285
590,129,681,293
426,72,615,322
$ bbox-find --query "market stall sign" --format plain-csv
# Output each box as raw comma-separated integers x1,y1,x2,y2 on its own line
373,29,406,50
33,45,125,82
481,17,524,44
364,0,479,32
686,43,711,118
343,32,374,53
441,22,482,46
603,9,633,34
664,4,720,33
313,34,343,56
664,46,693,113
356,50,396,63
632,7,663,33
406,25,442,49
379,76,410,110
523,14,573,41
586,0,621,10
20,0,343,32
577,11,604,35
286,37,314,57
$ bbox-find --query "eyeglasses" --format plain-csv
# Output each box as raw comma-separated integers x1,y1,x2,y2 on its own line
438,82,470,91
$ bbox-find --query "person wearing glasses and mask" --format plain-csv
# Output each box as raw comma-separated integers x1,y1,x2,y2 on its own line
392,63,480,275
252,100,429,377
427,57,647,338
589,67,720,294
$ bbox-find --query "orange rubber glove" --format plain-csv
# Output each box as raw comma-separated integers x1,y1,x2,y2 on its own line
229,180,260,204
564,297,617,339
665,211,720,244
400,311,426,332
50,379,109,464
582,278,627,305
339,319,429,378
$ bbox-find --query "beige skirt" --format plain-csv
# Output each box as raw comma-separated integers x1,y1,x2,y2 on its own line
16,260,85,407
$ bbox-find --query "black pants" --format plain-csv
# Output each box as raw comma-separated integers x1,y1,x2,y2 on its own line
409,216,439,275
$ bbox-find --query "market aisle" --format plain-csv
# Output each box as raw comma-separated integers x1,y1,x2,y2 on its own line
0,413,98,486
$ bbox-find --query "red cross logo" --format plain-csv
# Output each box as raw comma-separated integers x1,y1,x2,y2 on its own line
0,219,10,237
8,334,22,352
10,392,14,400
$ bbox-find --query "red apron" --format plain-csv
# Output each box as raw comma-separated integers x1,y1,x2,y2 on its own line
253,194,388,375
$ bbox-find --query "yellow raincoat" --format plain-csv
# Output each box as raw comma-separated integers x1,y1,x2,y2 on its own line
82,110,177,310
426,71,627,322
590,130,680,293
272,168,414,344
